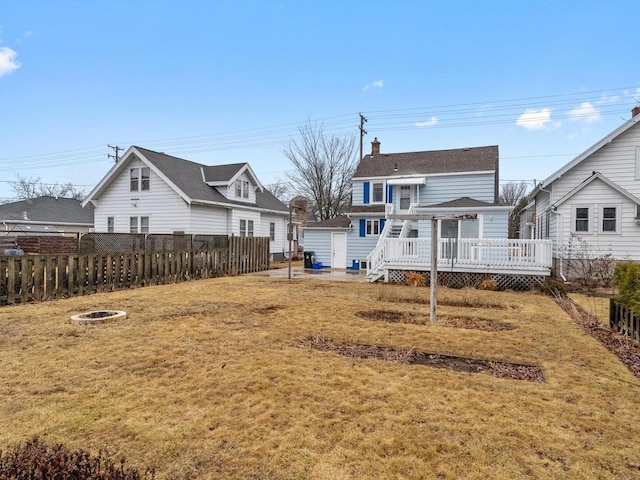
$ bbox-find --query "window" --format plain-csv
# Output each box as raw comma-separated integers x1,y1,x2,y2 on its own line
269,222,275,241
140,216,149,233
235,179,250,199
239,219,246,237
575,207,590,232
107,216,114,233
129,216,149,233
400,186,411,210
372,182,384,203
366,219,380,236
130,167,150,192
247,220,254,237
601,206,619,233
544,212,550,238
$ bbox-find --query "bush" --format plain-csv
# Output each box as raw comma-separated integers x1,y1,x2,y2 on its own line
538,279,567,298
405,271,426,287
0,437,153,480
613,262,640,316
477,278,498,291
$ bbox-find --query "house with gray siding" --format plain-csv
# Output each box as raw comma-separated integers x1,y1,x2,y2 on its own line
83,146,289,257
304,139,547,284
522,107,640,279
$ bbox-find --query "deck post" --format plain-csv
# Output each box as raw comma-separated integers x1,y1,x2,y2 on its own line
430,218,437,323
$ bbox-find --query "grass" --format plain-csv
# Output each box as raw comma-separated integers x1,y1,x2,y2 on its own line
569,293,611,325
0,276,639,479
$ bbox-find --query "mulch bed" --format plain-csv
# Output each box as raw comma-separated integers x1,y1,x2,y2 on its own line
557,298,640,380
299,335,545,382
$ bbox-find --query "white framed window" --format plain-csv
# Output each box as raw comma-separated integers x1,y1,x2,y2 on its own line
600,205,620,234
129,216,149,233
372,182,384,203
573,206,591,233
269,222,275,241
400,186,411,210
544,212,550,238
239,219,246,237
366,219,380,236
107,216,114,233
130,167,150,192
235,179,250,199
248,220,254,237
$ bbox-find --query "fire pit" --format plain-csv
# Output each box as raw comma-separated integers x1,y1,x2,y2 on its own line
70,310,128,325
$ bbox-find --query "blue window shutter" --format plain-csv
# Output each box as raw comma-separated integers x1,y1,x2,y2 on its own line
363,182,370,204
359,219,366,237
387,185,392,203
380,218,386,232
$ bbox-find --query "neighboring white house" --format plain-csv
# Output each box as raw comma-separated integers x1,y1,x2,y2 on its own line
82,146,289,257
304,139,551,285
522,107,640,277
0,196,94,236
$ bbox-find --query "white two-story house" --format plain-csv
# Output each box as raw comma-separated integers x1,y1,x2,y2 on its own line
305,139,551,286
82,146,289,257
521,107,640,278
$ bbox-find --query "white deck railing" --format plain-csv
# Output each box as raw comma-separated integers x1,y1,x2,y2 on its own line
367,238,553,278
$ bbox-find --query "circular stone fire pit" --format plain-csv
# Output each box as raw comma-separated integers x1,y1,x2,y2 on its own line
70,310,128,325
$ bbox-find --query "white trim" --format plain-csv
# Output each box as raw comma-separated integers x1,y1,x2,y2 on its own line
387,177,426,185
553,172,640,208
189,199,287,216
0,220,93,227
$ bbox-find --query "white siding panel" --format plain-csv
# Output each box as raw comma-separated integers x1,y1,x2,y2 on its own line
188,205,228,235
259,213,288,254
422,173,495,205
352,181,365,206
303,230,333,266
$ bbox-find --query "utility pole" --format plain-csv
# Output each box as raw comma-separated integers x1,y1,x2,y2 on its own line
359,113,367,160
107,144,125,163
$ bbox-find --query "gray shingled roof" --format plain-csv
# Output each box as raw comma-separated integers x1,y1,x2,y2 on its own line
304,216,351,228
0,196,94,224
424,197,498,208
202,163,247,183
134,147,287,213
347,205,386,214
353,145,498,178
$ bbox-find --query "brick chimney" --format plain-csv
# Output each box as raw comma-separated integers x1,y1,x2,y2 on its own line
371,137,380,155
633,106,640,118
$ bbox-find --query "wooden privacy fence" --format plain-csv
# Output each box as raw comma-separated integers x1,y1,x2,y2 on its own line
610,298,640,344
0,236,270,306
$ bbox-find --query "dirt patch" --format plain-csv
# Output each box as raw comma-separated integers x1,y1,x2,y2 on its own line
558,298,640,380
252,305,283,315
356,310,515,332
441,316,516,332
299,335,545,382
356,310,425,324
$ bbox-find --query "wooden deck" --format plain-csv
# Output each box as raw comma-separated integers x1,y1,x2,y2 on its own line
366,238,553,282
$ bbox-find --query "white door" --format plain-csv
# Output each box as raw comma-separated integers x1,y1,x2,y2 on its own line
331,232,347,269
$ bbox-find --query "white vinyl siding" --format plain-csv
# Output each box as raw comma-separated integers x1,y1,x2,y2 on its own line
420,173,495,205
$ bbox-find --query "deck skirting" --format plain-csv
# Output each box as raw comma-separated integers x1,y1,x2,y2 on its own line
386,269,546,291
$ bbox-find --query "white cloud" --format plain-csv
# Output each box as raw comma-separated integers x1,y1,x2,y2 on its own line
363,79,383,92
415,116,438,127
568,102,600,123
516,108,552,130
0,47,20,76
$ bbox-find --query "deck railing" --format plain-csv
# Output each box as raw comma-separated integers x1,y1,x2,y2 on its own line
367,238,553,278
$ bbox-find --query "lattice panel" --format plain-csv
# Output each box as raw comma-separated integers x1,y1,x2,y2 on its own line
386,270,545,291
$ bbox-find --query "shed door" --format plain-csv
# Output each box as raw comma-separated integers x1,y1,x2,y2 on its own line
331,232,347,269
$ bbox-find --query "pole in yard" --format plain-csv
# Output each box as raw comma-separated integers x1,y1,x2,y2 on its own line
430,218,438,324
288,202,293,279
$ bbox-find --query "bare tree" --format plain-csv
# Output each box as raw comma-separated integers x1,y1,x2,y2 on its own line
499,182,530,238
283,120,357,221
9,174,86,201
266,177,293,205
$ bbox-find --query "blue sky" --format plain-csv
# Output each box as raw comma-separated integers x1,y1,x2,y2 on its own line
1,0,639,202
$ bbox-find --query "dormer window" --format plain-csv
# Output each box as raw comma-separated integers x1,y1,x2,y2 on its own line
130,167,150,192
235,179,250,199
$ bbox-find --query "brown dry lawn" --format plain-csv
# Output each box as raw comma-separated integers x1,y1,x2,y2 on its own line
1,275,639,479
569,293,611,325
